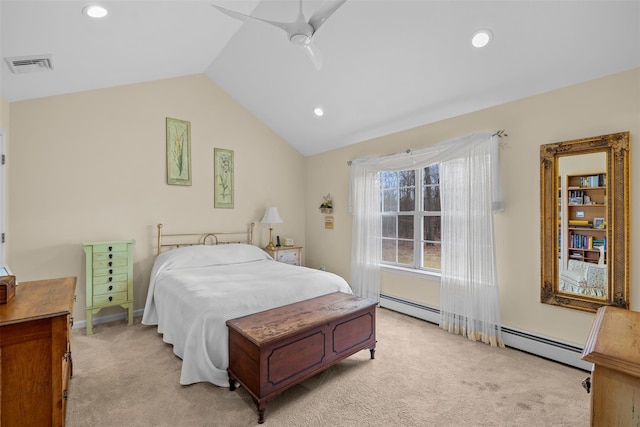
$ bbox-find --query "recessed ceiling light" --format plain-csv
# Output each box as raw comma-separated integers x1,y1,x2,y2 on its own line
83,5,108,19
313,107,324,117
471,29,493,48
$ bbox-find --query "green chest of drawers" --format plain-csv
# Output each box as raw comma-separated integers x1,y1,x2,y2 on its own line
83,240,135,335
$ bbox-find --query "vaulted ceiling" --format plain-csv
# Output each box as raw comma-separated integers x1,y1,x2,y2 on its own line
2,1,639,155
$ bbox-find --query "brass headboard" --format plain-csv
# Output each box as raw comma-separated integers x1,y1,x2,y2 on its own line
156,223,255,255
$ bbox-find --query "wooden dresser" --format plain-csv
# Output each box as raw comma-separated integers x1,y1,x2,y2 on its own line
0,276,77,427
227,292,377,423
581,306,640,426
83,240,134,335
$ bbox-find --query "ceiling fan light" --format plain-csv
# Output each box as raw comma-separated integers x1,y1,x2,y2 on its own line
290,34,312,47
83,5,108,19
472,29,493,48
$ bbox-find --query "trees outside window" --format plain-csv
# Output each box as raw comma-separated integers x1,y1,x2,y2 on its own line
379,164,440,271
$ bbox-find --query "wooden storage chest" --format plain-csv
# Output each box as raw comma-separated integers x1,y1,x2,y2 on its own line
227,292,377,423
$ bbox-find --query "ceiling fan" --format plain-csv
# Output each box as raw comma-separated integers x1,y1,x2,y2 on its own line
211,0,348,70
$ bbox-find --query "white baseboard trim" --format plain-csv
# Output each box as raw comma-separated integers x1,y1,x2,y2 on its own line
73,308,145,330
379,294,592,372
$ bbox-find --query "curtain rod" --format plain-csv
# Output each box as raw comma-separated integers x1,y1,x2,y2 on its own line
347,129,508,166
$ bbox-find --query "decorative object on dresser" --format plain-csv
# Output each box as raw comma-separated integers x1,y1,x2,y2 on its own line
265,245,302,266
0,271,16,304
227,292,377,424
581,306,640,425
282,237,294,247
260,207,283,250
83,240,135,335
0,276,76,426
166,117,191,186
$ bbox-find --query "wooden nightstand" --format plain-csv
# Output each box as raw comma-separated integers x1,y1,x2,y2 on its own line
83,240,135,335
266,246,303,266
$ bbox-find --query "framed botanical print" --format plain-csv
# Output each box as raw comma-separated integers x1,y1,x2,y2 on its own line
166,117,191,185
214,148,234,208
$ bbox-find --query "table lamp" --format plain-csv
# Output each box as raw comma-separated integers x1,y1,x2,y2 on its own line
261,207,283,250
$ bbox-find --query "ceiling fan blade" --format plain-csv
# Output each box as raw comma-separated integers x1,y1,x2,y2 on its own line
302,41,323,70
211,4,292,34
308,0,348,33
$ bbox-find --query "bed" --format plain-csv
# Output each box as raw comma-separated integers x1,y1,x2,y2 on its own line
141,223,353,387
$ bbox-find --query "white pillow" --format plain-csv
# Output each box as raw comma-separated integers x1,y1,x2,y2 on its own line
156,244,271,271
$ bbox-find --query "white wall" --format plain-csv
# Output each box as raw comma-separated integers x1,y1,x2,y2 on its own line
7,74,306,322
304,68,640,347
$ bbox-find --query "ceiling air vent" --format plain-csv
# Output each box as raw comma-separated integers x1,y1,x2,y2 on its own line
5,54,53,74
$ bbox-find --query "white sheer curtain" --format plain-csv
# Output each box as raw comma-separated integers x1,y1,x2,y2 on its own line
439,137,504,347
349,132,504,346
349,165,381,301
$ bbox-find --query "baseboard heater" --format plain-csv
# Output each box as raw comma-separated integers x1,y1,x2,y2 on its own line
379,293,592,372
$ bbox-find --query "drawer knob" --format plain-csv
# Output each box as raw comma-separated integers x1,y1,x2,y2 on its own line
109,269,113,274
109,254,113,259
108,285,113,291
108,261,113,267
109,296,113,302
108,277,113,282
108,246,113,251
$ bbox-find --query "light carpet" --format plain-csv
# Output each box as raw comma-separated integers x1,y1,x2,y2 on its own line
67,307,590,426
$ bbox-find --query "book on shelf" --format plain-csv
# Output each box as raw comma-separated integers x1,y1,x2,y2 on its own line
578,174,606,188
570,233,599,250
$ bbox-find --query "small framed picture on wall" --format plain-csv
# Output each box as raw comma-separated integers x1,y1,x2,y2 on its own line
166,117,191,186
214,148,234,208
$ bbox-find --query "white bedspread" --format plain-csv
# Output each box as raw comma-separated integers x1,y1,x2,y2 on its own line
141,244,352,386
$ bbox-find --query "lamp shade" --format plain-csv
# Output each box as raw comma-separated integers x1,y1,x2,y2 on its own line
261,207,283,224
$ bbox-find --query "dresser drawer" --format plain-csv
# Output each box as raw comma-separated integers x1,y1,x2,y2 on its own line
93,291,128,306
93,266,129,277
93,281,128,295
93,258,128,269
92,273,127,285
92,242,130,253
93,251,129,262
276,251,298,264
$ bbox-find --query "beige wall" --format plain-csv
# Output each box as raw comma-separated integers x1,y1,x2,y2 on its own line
6,68,639,347
8,74,306,322
305,68,640,346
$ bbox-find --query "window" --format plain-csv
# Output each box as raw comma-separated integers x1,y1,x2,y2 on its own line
379,164,441,271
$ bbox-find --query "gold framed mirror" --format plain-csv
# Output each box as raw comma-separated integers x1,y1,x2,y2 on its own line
540,132,630,312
